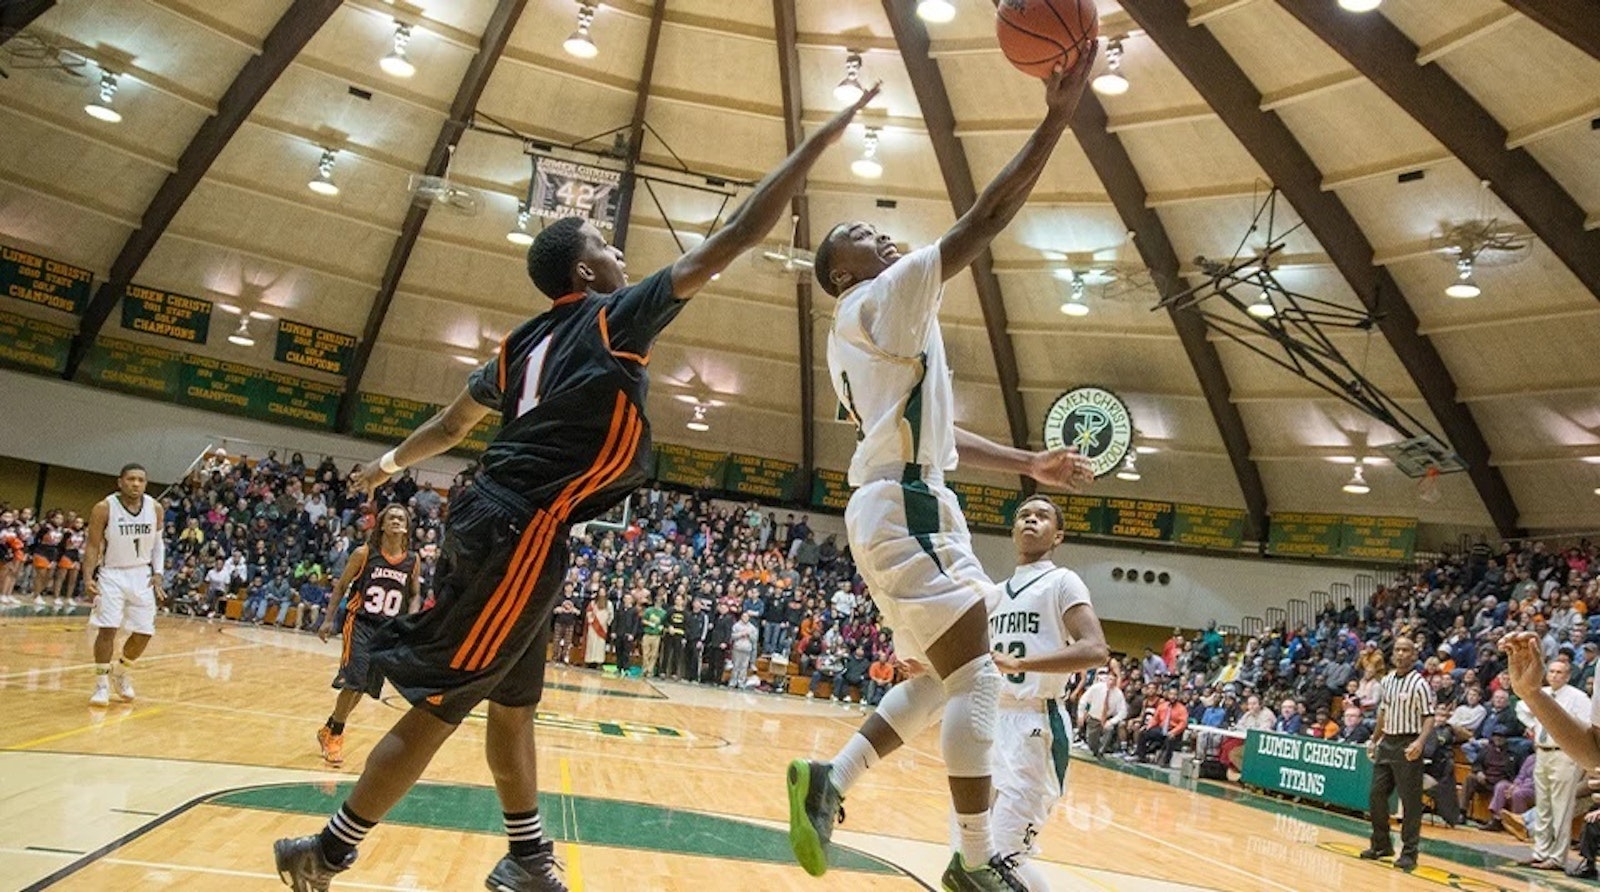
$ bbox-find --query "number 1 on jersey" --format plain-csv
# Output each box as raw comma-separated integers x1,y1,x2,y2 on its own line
515,336,552,418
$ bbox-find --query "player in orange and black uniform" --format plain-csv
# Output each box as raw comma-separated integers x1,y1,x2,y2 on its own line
28,509,65,606
272,88,880,892
315,503,419,767
55,515,87,606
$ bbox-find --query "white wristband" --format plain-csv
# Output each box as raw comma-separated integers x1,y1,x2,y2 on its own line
378,449,403,474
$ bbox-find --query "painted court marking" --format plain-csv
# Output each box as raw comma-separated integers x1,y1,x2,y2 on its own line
7,706,167,751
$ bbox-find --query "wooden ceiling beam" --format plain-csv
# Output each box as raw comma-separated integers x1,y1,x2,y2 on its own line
1071,92,1268,542
1502,0,1600,62
1277,0,1600,306
1122,0,1522,536
1,1,56,47
607,0,667,252
882,0,1033,469
335,0,530,431
63,0,344,379
773,0,816,493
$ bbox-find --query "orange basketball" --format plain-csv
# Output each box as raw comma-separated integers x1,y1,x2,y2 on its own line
996,0,1100,79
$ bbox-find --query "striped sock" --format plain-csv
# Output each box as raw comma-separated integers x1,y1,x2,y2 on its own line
318,803,375,864
116,656,136,675
94,663,111,677
504,809,544,858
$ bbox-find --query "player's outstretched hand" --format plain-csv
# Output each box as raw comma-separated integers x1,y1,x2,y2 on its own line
1029,447,1095,492
351,460,390,496
812,82,883,147
1499,630,1546,700
1043,40,1098,119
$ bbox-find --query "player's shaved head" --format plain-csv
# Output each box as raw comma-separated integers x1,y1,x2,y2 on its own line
815,221,901,297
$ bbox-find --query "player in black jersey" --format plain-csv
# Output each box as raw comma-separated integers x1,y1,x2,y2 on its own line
273,87,882,892
315,504,419,767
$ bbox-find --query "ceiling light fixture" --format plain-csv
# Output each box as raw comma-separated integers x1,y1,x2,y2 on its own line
564,4,599,59
308,148,340,196
916,0,957,23
1135,445,1159,455
852,127,883,179
507,204,535,246
84,71,123,123
835,52,865,104
380,22,416,78
686,404,710,432
453,354,481,366
1338,0,1382,11
1247,290,1277,318
1115,453,1141,481
227,318,255,348
1445,256,1481,299
1092,37,1129,96
1342,464,1370,495
1060,274,1090,316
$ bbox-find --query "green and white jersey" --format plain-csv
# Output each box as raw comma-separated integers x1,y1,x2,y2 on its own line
826,242,957,487
989,559,1092,702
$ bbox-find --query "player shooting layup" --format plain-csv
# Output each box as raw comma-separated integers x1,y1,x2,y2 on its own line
787,48,1098,892
272,88,880,892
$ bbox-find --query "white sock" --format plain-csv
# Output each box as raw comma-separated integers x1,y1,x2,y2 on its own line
955,811,992,868
829,733,879,796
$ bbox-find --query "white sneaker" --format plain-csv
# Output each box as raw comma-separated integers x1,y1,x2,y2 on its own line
53,597,66,608
111,671,135,702
33,596,46,607
89,679,110,707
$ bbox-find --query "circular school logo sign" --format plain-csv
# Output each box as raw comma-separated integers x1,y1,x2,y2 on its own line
1043,387,1133,478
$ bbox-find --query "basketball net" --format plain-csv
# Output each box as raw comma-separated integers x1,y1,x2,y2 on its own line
1417,466,1441,503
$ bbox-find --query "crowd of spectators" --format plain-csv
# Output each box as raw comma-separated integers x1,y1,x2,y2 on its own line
1066,537,1600,839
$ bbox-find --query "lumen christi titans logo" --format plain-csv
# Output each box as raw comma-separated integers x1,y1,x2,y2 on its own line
1043,386,1133,479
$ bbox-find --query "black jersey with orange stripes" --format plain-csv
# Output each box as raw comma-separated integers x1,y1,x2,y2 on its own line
467,266,682,523
345,548,418,623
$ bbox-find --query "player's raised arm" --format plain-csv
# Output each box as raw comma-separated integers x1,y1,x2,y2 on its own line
954,427,1094,491
669,85,881,299
937,44,1096,282
354,386,492,494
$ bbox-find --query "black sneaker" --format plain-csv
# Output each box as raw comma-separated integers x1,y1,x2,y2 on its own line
786,759,844,877
485,842,567,892
1358,848,1394,861
273,835,353,892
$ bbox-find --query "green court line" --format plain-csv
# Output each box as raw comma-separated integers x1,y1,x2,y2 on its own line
541,680,667,700
214,782,900,876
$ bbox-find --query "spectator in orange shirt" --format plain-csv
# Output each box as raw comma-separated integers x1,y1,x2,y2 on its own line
1305,706,1339,739
864,655,895,706
1135,688,1189,767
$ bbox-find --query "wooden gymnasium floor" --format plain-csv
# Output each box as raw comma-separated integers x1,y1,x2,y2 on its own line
0,611,1577,892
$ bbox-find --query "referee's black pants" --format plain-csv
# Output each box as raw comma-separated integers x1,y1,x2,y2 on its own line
1370,734,1424,857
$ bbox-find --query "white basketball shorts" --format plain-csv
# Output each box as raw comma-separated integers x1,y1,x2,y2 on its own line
992,702,1073,858
845,478,995,665
90,566,157,636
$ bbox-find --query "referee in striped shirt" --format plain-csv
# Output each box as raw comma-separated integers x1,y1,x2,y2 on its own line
1363,635,1434,872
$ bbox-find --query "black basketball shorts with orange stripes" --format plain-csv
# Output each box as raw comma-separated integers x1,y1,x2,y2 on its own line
367,478,564,725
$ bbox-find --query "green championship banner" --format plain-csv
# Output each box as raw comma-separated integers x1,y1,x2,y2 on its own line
0,244,93,314
176,354,341,429
724,453,799,502
1241,729,1372,812
454,414,500,456
81,338,181,399
257,367,340,428
1052,495,1107,537
1172,504,1247,550
653,443,729,489
1268,512,1343,557
1100,498,1174,541
120,284,211,344
1339,515,1418,561
275,319,357,376
948,481,1021,531
0,313,72,373
351,392,438,442
812,468,852,511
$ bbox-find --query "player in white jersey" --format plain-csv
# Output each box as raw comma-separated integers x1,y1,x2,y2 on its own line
82,464,165,706
983,495,1108,890
787,48,1098,892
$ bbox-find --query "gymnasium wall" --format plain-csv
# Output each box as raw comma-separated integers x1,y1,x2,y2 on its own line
0,370,471,489
753,507,1378,642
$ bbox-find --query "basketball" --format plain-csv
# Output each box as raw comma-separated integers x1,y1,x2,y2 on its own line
996,0,1100,79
